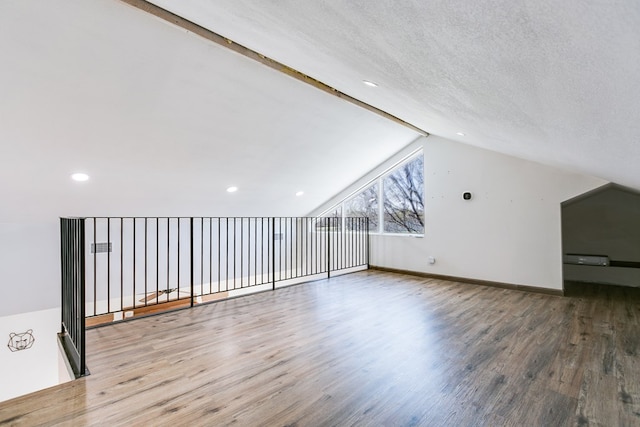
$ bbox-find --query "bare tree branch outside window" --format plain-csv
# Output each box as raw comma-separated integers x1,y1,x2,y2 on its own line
344,183,378,231
383,155,424,234
316,206,342,231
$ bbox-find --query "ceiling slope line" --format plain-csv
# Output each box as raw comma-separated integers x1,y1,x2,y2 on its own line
118,0,429,137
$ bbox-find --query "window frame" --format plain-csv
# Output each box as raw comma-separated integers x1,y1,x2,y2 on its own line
343,182,380,233
318,150,424,237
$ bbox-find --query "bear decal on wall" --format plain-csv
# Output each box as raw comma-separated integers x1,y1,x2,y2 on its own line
7,329,35,352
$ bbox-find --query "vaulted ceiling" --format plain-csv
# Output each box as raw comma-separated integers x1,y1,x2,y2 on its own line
2,0,639,221
149,0,640,188
0,0,419,220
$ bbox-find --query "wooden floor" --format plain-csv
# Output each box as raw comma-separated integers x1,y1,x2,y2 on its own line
1,270,640,426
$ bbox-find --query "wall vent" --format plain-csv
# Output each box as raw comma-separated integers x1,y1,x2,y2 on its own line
91,242,112,254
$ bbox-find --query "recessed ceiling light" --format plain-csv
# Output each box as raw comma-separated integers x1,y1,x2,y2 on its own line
456,132,466,136
71,173,89,182
296,191,304,197
362,80,378,87
226,186,238,193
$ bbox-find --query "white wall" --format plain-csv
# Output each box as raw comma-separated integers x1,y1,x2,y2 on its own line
312,136,606,290
0,222,61,317
0,226,68,401
0,308,73,402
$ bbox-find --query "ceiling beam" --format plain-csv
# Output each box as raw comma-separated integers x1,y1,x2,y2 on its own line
119,0,429,136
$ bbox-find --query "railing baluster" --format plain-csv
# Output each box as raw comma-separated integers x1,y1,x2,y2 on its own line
133,218,136,308
92,218,96,317
200,217,203,299
240,218,244,288
166,218,170,302
218,218,221,293
210,217,213,295
155,218,159,307
271,217,276,290
107,218,111,314
120,218,123,312
177,218,181,300
228,217,231,291
233,217,237,290
190,217,194,308
144,218,148,309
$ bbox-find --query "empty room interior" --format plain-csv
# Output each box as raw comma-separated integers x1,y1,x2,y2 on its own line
1,0,640,425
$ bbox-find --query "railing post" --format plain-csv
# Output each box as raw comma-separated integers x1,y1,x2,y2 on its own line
59,217,88,378
190,217,195,307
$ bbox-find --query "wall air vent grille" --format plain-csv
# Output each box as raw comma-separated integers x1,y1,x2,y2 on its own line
91,242,112,254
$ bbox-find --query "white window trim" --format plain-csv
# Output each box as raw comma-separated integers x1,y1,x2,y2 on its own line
318,149,424,236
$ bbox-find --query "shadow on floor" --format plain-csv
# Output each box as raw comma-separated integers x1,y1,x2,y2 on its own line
564,280,640,301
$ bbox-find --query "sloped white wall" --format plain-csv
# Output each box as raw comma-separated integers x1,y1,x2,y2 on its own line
312,135,606,290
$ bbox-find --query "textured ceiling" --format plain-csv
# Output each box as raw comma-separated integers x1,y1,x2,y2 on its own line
0,0,418,220
149,0,640,190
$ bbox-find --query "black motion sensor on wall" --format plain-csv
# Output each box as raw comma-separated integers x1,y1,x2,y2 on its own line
463,192,472,200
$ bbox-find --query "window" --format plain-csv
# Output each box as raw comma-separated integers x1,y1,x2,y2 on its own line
319,151,424,235
344,183,378,231
316,205,342,231
383,155,424,234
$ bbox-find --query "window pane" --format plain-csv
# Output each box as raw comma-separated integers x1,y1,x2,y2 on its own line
316,206,342,230
383,155,424,234
344,183,378,231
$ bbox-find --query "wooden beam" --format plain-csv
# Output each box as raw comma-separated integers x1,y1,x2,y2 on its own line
87,299,196,327
85,313,115,328
119,0,429,136
86,293,232,327
128,299,193,316
200,291,230,303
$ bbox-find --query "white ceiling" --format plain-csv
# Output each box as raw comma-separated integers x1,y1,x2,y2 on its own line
0,0,418,220
2,0,639,222
149,0,640,190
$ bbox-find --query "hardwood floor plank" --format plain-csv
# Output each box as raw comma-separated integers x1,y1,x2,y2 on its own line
2,271,640,426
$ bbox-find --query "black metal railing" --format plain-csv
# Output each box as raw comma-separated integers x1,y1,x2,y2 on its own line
74,216,368,324
59,218,88,378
